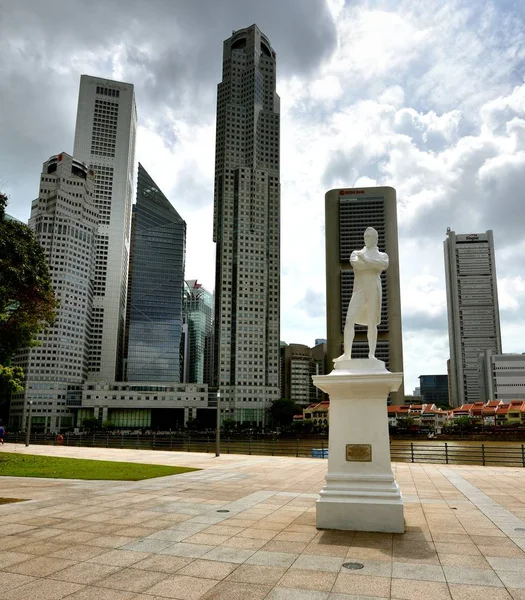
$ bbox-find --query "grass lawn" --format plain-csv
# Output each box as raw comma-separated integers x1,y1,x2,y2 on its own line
0,453,199,481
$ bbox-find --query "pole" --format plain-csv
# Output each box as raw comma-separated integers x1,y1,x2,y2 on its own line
25,401,33,447
215,390,221,457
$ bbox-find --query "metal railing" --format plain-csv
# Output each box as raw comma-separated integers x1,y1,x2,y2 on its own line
390,442,525,467
3,434,525,467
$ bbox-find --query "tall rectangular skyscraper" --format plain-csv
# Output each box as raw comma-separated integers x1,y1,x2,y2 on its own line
325,186,404,404
212,25,280,424
73,75,137,381
11,153,98,432
444,229,502,406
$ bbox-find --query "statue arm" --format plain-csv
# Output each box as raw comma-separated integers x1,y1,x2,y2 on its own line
350,251,367,270
360,253,389,271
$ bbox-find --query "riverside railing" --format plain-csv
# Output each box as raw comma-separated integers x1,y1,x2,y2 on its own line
4,434,525,467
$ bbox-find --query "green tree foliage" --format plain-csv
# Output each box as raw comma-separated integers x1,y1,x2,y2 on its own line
0,192,57,365
81,417,100,432
269,398,302,428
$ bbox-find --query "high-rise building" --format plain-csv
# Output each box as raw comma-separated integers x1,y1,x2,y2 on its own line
125,163,186,382
444,229,502,406
478,350,525,402
281,342,327,407
11,153,98,432
325,186,404,404
73,75,137,381
418,374,449,405
212,25,280,425
182,280,214,385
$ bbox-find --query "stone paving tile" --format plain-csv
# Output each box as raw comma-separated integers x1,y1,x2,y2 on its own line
448,583,514,600
132,554,193,573
0,571,35,591
290,554,345,573
65,587,138,599
266,588,330,600
443,565,504,587
497,571,525,589
95,566,169,593
49,545,108,561
438,552,491,568
5,555,77,576
177,559,238,580
225,564,286,585
200,580,271,600
488,557,525,573
145,574,219,599
123,539,174,553
2,578,84,600
278,568,337,591
390,578,452,600
246,550,299,567
0,550,34,569
392,561,445,581
332,573,391,597
50,562,122,585
87,549,152,567
201,546,256,563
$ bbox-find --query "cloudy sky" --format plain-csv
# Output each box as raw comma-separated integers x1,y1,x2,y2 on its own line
2,0,525,393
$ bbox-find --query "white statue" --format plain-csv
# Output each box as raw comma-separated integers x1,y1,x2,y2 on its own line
335,227,388,362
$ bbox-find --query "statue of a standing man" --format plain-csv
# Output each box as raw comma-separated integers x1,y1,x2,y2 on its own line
335,227,389,362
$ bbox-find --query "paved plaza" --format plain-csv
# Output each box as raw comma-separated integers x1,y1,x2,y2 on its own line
1,444,525,599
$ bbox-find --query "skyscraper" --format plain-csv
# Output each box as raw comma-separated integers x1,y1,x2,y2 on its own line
125,164,186,382
11,153,98,431
183,280,214,385
444,229,502,406
325,186,405,404
73,75,137,381
212,25,280,425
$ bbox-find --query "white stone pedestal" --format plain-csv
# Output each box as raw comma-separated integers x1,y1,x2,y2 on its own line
312,358,404,533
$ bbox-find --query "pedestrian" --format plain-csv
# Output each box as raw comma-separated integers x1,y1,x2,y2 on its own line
0,423,5,444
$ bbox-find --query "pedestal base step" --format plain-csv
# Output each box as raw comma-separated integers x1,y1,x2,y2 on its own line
316,499,405,533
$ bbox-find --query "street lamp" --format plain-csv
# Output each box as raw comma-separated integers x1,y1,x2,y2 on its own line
215,390,221,457
25,401,33,447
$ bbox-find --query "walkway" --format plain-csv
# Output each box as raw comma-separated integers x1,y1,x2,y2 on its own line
1,444,525,599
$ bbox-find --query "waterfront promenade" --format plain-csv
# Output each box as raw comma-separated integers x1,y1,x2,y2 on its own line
1,444,525,599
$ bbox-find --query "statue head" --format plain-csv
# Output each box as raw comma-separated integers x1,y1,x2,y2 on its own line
363,227,378,249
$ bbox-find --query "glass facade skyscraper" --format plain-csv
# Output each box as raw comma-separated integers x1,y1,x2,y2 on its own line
183,280,214,385
125,163,186,381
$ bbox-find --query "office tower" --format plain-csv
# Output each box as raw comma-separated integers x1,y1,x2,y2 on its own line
73,75,137,381
11,153,98,431
418,375,449,405
212,25,280,425
325,186,405,404
182,280,214,384
479,350,525,402
281,342,327,407
125,163,186,381
444,229,502,406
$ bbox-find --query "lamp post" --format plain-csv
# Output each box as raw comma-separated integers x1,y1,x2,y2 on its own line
25,401,33,447
215,390,221,457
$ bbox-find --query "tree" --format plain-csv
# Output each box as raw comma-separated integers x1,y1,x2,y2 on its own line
268,398,301,428
81,417,100,432
0,192,57,364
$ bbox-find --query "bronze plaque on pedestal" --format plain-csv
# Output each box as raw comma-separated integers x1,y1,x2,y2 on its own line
346,444,372,462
